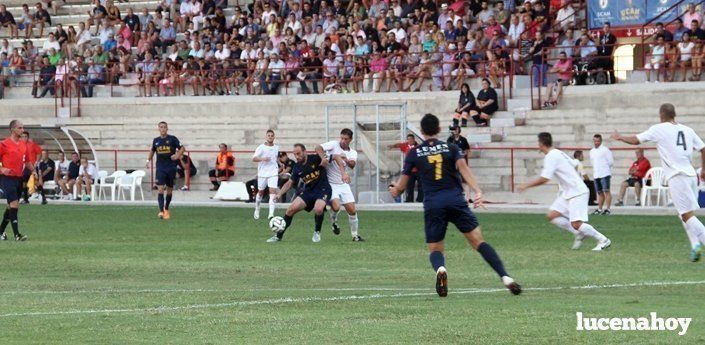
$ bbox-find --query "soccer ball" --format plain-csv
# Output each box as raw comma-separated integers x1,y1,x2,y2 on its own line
269,216,286,232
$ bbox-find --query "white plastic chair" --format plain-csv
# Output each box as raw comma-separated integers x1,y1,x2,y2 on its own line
118,170,146,201
640,167,667,206
98,170,127,201
74,170,107,201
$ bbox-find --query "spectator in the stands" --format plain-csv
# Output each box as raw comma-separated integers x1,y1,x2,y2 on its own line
645,35,665,83
654,22,673,42
0,5,18,40
687,19,705,41
59,152,80,198
554,0,575,32
86,0,107,35
34,56,56,98
452,83,478,128
507,14,524,46
34,3,51,38
80,59,105,98
388,134,422,202
75,158,97,201
474,78,498,127
678,32,694,82
529,31,548,87
683,3,702,32
596,22,617,84
615,148,651,207
673,18,688,42
544,51,572,108
17,5,34,40
208,143,236,191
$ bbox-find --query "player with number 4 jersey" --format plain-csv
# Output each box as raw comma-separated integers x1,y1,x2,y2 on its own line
613,103,705,262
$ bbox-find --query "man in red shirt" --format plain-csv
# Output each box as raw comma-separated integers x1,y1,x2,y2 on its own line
388,134,423,202
615,148,652,207
20,131,41,204
0,120,29,241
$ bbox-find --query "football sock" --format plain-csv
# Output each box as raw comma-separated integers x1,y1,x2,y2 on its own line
349,214,359,237
278,214,294,239
314,212,324,233
681,220,700,248
157,193,164,212
329,208,339,223
9,208,19,237
211,180,219,188
255,194,262,210
165,194,172,210
429,251,445,271
0,208,9,234
685,217,705,244
477,242,508,278
550,217,580,236
578,223,607,242
268,197,275,217
39,186,45,201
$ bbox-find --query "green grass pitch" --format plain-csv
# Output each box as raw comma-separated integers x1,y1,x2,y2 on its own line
0,204,703,344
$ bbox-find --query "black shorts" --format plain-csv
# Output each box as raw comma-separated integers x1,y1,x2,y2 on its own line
298,184,331,212
0,176,22,203
424,195,479,243
177,167,197,178
155,168,176,187
625,177,642,187
209,169,232,178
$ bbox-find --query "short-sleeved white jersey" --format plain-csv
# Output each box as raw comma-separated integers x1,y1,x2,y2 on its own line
253,144,280,177
637,122,705,180
541,149,589,199
321,140,358,184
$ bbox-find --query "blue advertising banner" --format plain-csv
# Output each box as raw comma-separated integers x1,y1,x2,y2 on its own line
588,0,647,29
646,0,679,24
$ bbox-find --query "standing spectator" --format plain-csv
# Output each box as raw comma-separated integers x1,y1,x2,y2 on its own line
474,78,498,126
589,134,613,215
529,31,548,87
35,150,54,204
597,22,617,84
75,158,97,201
208,143,235,191
452,83,478,127
388,134,422,202
615,148,652,207
573,150,597,206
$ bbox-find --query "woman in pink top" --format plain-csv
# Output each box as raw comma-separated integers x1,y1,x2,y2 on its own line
544,51,573,108
366,51,388,92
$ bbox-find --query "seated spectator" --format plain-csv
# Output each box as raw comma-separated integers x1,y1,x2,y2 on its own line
80,60,105,98
8,48,25,86
473,78,498,126
678,32,694,82
86,0,106,35
452,83,479,127
58,152,80,198
35,150,54,204
33,3,51,38
0,5,18,40
17,5,34,40
277,151,294,202
645,35,665,83
176,154,197,191
33,56,56,98
264,52,284,94
75,158,98,201
54,151,69,186
544,51,572,108
208,143,235,190
574,150,597,206
554,0,576,32
615,148,652,207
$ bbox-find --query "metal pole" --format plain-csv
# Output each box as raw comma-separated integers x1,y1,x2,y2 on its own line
375,104,380,204
324,106,330,142
400,104,406,204
353,104,358,199
510,148,515,193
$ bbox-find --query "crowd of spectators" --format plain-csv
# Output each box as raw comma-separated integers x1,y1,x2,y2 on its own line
0,0,582,98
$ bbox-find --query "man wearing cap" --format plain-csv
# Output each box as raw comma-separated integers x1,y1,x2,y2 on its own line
438,3,451,28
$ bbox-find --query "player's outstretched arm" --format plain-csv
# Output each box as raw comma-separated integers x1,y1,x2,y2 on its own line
389,174,409,198
517,177,550,193
611,130,641,145
457,160,484,207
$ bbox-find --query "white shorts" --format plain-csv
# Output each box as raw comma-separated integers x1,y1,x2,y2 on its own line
550,193,589,222
257,176,278,190
668,174,699,215
330,183,355,204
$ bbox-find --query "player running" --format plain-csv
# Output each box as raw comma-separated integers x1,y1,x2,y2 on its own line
613,103,705,262
518,132,612,251
316,128,363,242
0,120,30,241
146,122,184,220
389,114,521,297
267,143,330,243
252,130,279,220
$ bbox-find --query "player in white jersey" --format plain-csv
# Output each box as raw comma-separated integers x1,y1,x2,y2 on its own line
518,132,612,251
252,130,280,220
316,128,364,242
613,103,705,262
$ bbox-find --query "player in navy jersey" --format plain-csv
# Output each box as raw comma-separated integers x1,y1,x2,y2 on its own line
389,114,521,297
146,122,184,220
267,143,331,243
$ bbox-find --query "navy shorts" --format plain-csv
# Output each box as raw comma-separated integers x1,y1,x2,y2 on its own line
0,176,22,203
155,168,176,187
424,196,479,243
594,176,611,193
298,185,331,212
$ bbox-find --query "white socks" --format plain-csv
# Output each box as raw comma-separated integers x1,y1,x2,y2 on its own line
329,208,339,223
578,223,607,242
349,214,359,237
255,194,262,210
268,197,275,218
685,216,705,245
550,217,580,236
681,220,700,249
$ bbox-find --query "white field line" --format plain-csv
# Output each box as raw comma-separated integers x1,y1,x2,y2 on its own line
0,280,703,318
